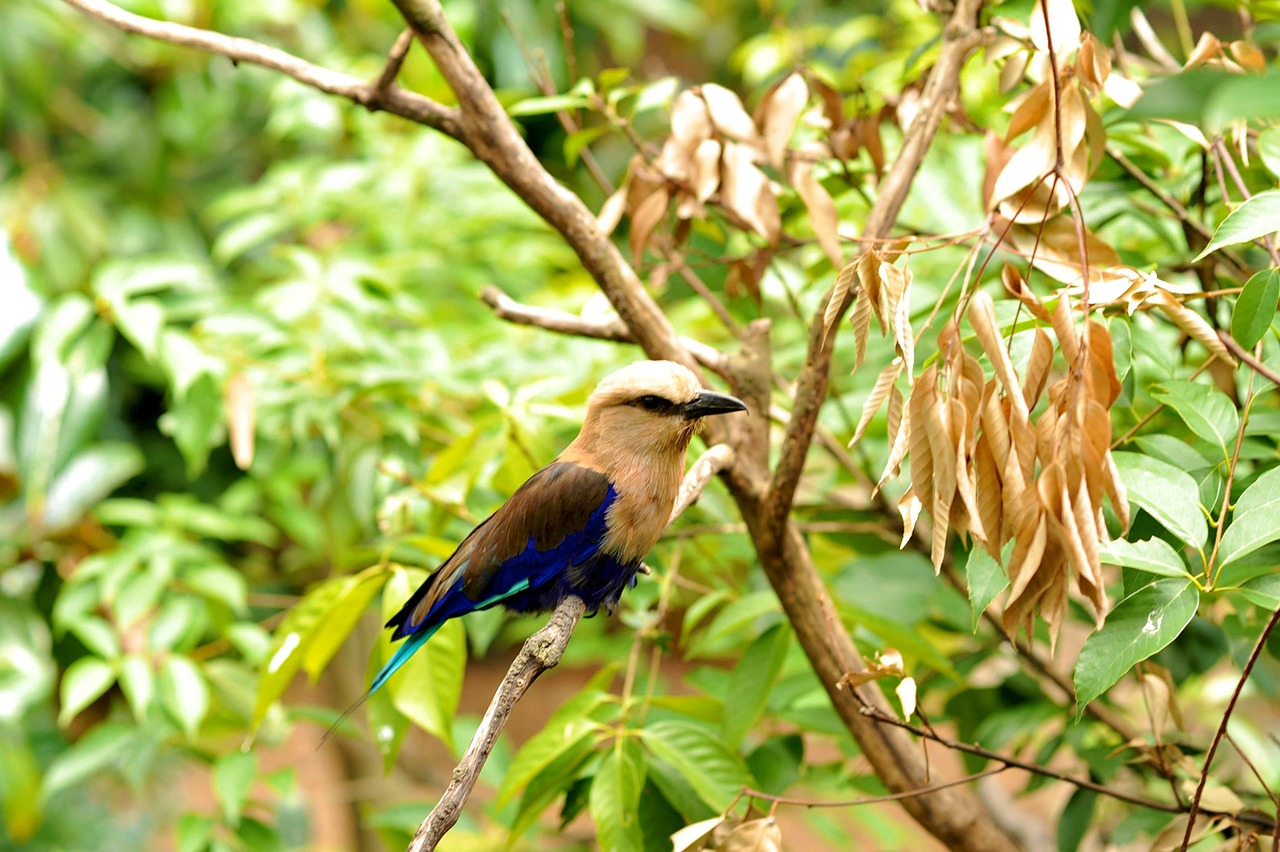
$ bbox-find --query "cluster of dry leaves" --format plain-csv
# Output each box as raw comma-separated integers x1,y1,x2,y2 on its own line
672,814,781,852
598,70,884,285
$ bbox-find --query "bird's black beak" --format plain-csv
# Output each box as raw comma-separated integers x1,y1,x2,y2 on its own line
682,390,748,419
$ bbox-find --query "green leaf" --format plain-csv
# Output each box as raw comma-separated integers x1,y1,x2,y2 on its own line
40,723,134,801
589,740,645,852
1238,574,1280,610
213,751,256,826
42,442,144,532
301,565,388,680
382,568,465,751
1073,578,1200,714
160,656,210,737
640,720,750,811
1149,381,1238,459
1232,269,1280,349
965,544,1010,632
1218,467,1280,567
1194,190,1280,261
57,657,116,726
1057,789,1097,852
1098,538,1191,578
508,93,592,116
510,729,600,840
1260,127,1280,179
1112,453,1207,548
253,575,354,728
118,655,155,720
176,814,215,852
497,690,609,807
721,624,789,748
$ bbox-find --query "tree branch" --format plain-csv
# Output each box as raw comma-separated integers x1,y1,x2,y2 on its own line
1182,605,1280,848
759,0,988,549
480,286,732,378
61,0,465,139
1218,331,1280,387
406,445,736,852
857,704,1276,830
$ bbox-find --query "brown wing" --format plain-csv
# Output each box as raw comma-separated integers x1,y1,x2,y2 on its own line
386,461,612,638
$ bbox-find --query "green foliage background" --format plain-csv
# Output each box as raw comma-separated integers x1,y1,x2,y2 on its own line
3,0,1280,850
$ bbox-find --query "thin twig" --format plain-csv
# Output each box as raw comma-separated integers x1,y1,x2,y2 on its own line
1181,606,1280,848
62,0,464,138
479,286,731,378
1219,331,1280,387
407,596,587,852
371,29,415,95
742,765,1010,809
1225,730,1279,806
858,703,1273,829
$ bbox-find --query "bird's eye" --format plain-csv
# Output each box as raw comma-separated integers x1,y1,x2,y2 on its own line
638,395,670,411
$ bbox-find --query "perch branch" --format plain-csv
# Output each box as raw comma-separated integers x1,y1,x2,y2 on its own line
61,0,464,139
406,445,736,852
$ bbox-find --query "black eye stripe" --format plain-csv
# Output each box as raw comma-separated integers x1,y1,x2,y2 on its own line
629,394,678,414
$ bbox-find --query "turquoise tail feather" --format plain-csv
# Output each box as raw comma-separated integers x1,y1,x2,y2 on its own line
369,623,442,696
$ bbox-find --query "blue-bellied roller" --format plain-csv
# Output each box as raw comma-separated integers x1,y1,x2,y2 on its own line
369,360,746,695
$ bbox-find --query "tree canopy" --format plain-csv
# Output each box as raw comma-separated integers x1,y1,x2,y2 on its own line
3,0,1280,849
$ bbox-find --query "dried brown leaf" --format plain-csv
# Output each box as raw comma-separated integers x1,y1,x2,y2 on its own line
1229,40,1266,73
1152,290,1234,363
1140,672,1171,739
692,139,722,204
974,432,1005,556
1184,32,1222,69
792,152,842,266
671,89,712,145
758,72,809,169
907,367,938,513
721,142,780,242
701,84,761,144
1101,448,1131,530
991,105,1056,207
721,816,782,852
225,372,255,471
879,399,911,492
851,360,904,446
896,677,918,720
629,187,669,264
926,393,957,570
899,486,923,548
1000,263,1052,322
1076,32,1111,91
1006,80,1051,142
1021,328,1054,409
1030,0,1081,61
969,291,1032,421
1050,290,1081,364
826,259,858,341
1000,49,1030,93
951,398,987,546
597,185,629,236
857,249,886,330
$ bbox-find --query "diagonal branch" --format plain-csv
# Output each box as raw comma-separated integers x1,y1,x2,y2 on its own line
61,0,465,139
758,0,989,548
480,286,731,377
406,445,736,852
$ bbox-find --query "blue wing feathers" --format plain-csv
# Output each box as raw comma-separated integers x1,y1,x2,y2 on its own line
371,473,628,696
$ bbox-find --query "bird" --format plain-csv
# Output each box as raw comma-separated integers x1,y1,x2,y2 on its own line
368,360,746,696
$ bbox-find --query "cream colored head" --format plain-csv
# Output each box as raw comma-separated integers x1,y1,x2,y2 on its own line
567,361,746,463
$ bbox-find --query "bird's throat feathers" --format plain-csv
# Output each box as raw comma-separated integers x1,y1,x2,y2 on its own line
559,441,685,565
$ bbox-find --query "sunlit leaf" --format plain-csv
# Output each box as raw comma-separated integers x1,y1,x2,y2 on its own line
1112,453,1207,547
57,657,116,727
1073,578,1199,714
1149,381,1238,459
1099,538,1191,578
1194,190,1280,260
1231,268,1280,350
590,739,645,852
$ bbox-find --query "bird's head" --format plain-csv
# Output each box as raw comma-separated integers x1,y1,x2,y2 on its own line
578,361,747,455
